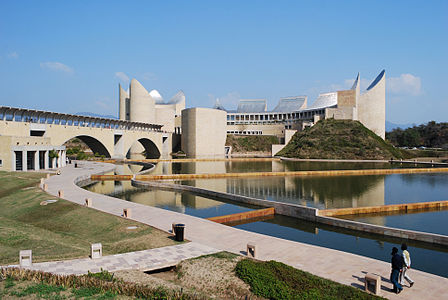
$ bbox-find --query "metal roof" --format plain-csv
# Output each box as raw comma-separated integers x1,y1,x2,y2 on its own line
271,96,307,112
237,99,267,113
307,92,338,110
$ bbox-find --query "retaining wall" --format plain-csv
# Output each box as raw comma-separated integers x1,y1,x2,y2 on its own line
207,207,275,224
96,167,448,181
320,200,448,217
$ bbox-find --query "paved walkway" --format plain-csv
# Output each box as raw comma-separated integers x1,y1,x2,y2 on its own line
41,162,448,299
5,243,218,275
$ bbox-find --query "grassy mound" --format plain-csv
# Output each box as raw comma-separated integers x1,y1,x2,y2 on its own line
226,135,279,153
235,259,384,300
276,119,403,159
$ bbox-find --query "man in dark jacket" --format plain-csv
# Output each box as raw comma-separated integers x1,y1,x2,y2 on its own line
391,247,403,294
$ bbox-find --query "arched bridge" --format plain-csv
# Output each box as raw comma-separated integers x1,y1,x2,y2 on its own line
0,106,172,171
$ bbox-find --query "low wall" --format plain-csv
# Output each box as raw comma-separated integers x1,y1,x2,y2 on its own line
320,200,448,217
207,207,275,224
131,179,318,221
131,179,448,246
73,162,116,187
316,216,448,246
134,167,448,180
129,157,281,163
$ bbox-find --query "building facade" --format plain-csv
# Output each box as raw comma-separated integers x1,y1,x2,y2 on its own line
218,70,386,139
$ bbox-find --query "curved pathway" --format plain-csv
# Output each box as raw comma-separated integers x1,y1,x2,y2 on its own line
43,161,448,299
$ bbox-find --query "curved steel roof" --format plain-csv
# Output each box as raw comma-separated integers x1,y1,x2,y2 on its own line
272,96,307,112
307,92,337,110
237,99,267,113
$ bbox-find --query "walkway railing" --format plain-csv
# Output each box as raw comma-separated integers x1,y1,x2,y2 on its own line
0,106,164,132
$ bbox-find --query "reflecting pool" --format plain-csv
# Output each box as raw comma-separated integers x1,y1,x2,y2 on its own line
84,160,448,277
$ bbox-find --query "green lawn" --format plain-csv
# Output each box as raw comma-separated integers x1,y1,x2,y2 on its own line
236,259,385,300
0,171,178,265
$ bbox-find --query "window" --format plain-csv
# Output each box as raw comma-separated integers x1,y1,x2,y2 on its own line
0,159,2,166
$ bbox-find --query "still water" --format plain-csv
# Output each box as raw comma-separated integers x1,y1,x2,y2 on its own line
85,161,448,277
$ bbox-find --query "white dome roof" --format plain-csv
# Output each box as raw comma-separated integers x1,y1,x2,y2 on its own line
149,89,164,104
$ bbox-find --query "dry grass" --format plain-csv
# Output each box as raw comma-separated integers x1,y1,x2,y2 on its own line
114,252,262,299
0,171,178,265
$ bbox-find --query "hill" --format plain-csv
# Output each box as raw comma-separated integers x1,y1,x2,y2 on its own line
385,121,414,132
386,121,448,149
226,135,279,154
276,119,403,159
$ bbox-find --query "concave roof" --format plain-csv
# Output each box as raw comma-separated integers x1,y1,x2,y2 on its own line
307,92,337,110
366,70,385,91
237,99,267,113
272,96,307,112
167,91,185,104
213,99,226,111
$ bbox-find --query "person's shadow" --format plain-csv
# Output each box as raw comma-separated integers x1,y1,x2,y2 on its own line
352,271,395,293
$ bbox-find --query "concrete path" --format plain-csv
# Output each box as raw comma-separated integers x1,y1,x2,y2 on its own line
5,242,218,275
42,161,448,299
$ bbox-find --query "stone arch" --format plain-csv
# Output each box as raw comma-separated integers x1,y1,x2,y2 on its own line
127,138,161,159
63,135,111,158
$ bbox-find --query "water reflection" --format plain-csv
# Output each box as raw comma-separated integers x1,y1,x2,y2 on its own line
83,160,448,277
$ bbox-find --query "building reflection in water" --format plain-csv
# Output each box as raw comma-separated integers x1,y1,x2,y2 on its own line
86,160,386,225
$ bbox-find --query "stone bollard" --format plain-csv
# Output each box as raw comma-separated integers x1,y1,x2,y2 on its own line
91,243,102,259
40,178,45,185
364,273,381,295
19,250,32,267
58,190,64,198
85,198,92,207
46,174,50,179
246,243,257,258
123,208,131,218
172,223,177,235
42,183,48,191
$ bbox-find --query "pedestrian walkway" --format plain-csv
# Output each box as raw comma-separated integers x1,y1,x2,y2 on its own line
4,243,218,275
42,161,448,299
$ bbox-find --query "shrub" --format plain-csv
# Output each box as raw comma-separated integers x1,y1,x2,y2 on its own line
235,259,384,300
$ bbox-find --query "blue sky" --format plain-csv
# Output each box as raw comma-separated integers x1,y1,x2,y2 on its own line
0,0,447,124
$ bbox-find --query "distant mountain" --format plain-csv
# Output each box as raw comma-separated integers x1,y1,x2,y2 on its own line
386,121,415,132
75,112,117,119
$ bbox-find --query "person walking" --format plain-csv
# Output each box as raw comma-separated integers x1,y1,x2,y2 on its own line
391,247,403,294
400,243,415,287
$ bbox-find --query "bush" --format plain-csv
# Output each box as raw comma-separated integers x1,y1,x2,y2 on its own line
235,259,383,300
76,152,88,160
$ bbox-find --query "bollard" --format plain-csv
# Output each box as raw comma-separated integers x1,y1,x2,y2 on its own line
46,174,50,179
42,183,48,191
19,250,32,267
123,208,131,218
246,243,257,258
91,243,102,259
58,190,64,198
364,273,381,295
40,178,44,185
85,198,92,207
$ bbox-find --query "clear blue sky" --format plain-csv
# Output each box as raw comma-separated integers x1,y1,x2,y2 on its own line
1,0,447,124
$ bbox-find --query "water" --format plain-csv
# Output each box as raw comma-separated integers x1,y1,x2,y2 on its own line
84,160,448,277
235,215,448,278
